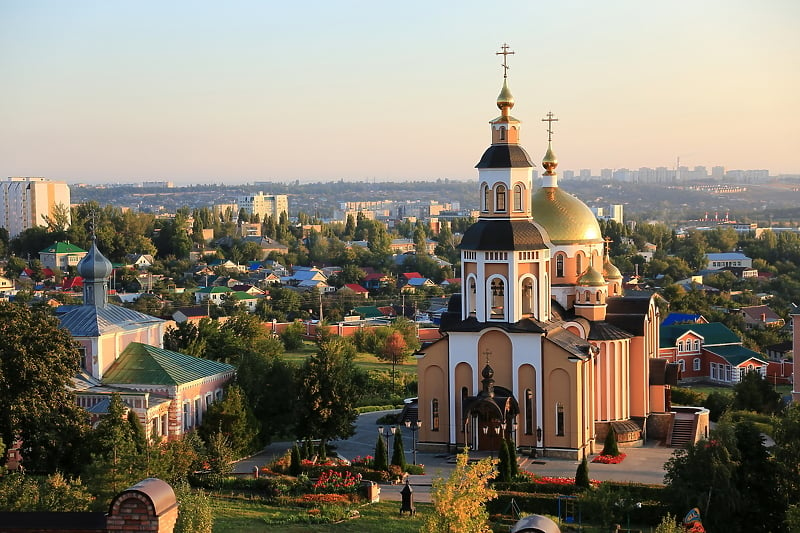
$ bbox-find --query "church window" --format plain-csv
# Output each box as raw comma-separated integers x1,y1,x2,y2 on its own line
499,126,506,141
556,403,565,436
596,291,602,303
525,389,534,435
556,254,565,278
482,184,490,212
693,358,701,371
468,277,477,316
576,254,583,275
513,184,523,211
496,185,507,212
522,278,534,315
490,278,505,319
461,387,468,433
431,399,440,431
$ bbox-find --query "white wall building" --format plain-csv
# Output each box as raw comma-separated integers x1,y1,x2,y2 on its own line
0,177,71,238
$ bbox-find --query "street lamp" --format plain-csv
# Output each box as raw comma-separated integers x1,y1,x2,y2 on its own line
378,425,396,454
404,419,422,465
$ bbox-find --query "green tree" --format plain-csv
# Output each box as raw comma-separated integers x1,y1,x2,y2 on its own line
391,427,407,470
197,385,258,457
0,471,93,511
289,443,302,476
732,371,783,415
374,434,388,472
294,337,360,453
601,426,620,457
173,482,214,533
575,456,590,489
496,438,511,482
0,302,90,474
281,321,305,351
423,450,498,533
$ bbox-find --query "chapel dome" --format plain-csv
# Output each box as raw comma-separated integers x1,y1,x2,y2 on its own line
77,240,113,281
531,187,603,245
577,265,606,287
603,258,622,280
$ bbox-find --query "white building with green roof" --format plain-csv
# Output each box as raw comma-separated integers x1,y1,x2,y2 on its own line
39,241,87,271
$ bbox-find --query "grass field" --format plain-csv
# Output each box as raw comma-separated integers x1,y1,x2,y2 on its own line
211,497,430,532
281,341,418,376
682,382,792,396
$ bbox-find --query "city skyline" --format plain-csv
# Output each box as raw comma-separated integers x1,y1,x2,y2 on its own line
1,1,798,184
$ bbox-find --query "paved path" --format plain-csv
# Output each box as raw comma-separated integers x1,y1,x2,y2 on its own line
233,410,675,503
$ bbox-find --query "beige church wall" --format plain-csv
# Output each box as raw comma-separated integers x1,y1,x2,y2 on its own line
477,331,513,389
541,350,584,454
99,335,118,375
454,362,473,447
628,336,649,417
649,384,667,412
484,263,509,277
594,340,629,422
418,363,447,447
517,364,537,448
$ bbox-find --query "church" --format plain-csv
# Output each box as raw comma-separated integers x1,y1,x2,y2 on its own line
415,48,667,459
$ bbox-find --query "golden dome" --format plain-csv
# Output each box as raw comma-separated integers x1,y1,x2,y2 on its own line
577,265,606,287
542,142,558,173
531,187,603,244
603,258,622,280
497,78,514,111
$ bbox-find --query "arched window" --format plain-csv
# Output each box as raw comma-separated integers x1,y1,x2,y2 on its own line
499,126,506,141
496,185,507,212
556,254,565,278
431,398,440,431
556,403,565,436
461,387,468,433
693,358,701,371
596,291,602,303
521,277,534,315
490,278,505,319
482,184,490,212
678,359,686,373
525,389,534,435
576,253,583,275
513,184,523,211
468,277,477,315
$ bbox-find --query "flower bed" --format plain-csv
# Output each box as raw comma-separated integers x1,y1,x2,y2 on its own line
592,453,626,464
313,469,362,494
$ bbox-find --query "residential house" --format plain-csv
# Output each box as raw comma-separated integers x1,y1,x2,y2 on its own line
659,322,767,385
339,283,370,299
172,306,210,324
738,305,785,329
401,277,435,293
363,272,393,290
661,313,708,326
0,276,14,299
194,286,232,305
127,253,155,270
242,236,289,259
39,242,87,271
705,252,753,270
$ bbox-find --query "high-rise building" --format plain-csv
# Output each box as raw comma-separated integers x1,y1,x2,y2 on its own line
0,177,71,238
236,192,288,221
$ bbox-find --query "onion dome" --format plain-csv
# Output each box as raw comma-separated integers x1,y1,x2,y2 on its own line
577,265,606,287
482,362,495,380
497,78,515,112
531,188,603,244
603,257,622,280
77,238,113,281
542,142,558,173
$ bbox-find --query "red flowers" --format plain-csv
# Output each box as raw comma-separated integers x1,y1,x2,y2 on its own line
313,469,362,494
592,453,627,464
520,472,600,486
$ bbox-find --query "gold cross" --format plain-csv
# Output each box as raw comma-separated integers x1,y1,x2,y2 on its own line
496,43,514,78
482,349,492,366
542,111,559,142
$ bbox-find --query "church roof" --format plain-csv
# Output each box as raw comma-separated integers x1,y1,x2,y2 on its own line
475,144,534,169
531,186,603,245
545,328,593,360
459,219,548,251
439,314,547,334
587,321,634,341
605,295,653,336
58,304,164,337
103,342,235,386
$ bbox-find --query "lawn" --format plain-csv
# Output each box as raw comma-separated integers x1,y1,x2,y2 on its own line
211,497,430,532
282,340,418,376
681,382,792,396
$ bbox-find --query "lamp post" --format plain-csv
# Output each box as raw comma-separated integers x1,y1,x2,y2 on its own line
404,419,422,465
378,425,396,452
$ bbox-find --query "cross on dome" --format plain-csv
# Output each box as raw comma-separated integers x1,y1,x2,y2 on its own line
496,43,514,78
542,111,559,142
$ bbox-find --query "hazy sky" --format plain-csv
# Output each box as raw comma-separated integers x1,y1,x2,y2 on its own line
1,1,798,184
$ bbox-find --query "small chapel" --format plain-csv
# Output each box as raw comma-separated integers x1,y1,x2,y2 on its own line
415,47,669,459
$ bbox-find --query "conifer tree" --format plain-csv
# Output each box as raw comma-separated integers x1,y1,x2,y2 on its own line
374,435,388,472
575,456,590,489
391,427,406,470
289,444,302,476
497,439,511,482
601,426,620,457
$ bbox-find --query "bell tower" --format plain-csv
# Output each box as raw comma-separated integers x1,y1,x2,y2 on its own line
459,44,550,324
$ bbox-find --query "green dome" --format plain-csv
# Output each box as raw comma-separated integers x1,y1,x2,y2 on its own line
577,265,606,287
531,187,603,245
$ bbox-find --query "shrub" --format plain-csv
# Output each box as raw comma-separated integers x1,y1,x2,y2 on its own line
373,435,388,471
174,483,214,533
289,444,302,476
575,456,590,489
601,426,621,457
703,391,733,422
671,386,707,406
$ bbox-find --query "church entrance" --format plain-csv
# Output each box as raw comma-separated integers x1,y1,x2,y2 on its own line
463,386,519,453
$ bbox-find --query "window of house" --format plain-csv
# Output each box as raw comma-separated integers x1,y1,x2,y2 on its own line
711,362,717,380
78,347,87,371
693,339,700,351
693,358,701,371
496,185,507,212
513,184,523,211
194,398,201,426
556,254,565,278
431,399,440,431
183,402,191,431
556,403,565,436
678,359,686,372
525,389,534,435
726,365,732,381
678,341,683,352
151,417,159,437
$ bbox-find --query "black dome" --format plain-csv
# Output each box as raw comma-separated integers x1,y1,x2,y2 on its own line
475,144,534,169
459,219,548,251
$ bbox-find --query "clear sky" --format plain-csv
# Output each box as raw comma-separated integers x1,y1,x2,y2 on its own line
1,1,798,184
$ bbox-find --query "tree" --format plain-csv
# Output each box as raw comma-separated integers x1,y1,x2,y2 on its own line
197,385,258,457
381,330,408,394
575,456,590,489
374,434,388,472
497,438,511,482
0,302,90,474
281,321,305,351
732,370,783,415
423,450,498,533
391,427,406,470
0,472,93,511
294,336,360,453
173,482,214,533
236,347,296,445
601,426,620,457
289,443,302,476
